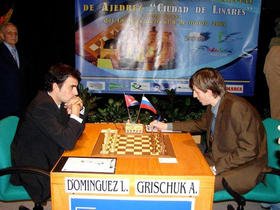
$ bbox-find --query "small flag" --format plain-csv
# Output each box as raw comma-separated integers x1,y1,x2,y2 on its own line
124,95,139,107
140,96,157,114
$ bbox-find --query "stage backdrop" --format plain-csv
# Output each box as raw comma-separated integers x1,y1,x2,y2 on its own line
75,0,261,96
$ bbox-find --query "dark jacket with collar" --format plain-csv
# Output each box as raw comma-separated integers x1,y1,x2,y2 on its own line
0,42,26,119
10,91,85,202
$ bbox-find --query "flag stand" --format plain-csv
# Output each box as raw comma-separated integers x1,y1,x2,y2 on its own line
135,94,144,123
124,93,132,122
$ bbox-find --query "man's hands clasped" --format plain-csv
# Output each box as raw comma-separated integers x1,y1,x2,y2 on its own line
64,96,83,116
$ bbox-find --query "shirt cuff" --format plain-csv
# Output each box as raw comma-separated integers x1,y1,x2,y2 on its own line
80,106,85,115
210,166,217,175
70,114,83,123
167,123,173,130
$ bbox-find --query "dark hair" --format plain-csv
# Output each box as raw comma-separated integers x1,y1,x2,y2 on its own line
189,67,226,97
44,63,81,91
275,17,280,37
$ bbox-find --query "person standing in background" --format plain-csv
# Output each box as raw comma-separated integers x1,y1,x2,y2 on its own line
262,16,280,210
264,17,280,121
0,22,26,119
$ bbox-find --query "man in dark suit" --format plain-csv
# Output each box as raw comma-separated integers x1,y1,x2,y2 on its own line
150,68,268,194
10,63,85,207
0,22,26,119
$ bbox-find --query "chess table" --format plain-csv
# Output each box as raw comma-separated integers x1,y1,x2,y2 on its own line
92,129,175,157
51,123,214,210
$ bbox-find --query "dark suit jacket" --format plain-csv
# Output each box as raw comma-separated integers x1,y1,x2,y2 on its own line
10,91,85,202
172,92,268,194
0,42,26,119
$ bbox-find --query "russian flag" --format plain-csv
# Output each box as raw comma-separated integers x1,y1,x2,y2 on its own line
140,96,157,114
124,95,139,107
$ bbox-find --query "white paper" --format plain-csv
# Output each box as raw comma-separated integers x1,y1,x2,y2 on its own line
62,157,116,173
158,158,178,163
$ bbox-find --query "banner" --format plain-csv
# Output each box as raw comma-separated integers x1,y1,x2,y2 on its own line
0,1,15,32
75,0,261,96
70,195,194,210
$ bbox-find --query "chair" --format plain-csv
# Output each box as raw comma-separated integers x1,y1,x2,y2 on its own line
214,118,280,210
0,116,50,210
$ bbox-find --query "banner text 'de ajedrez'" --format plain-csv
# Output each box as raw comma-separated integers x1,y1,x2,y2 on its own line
75,0,261,96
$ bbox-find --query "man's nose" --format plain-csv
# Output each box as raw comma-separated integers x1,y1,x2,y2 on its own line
193,92,197,98
73,88,78,95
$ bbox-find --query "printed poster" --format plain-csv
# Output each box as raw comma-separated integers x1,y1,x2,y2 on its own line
75,0,261,96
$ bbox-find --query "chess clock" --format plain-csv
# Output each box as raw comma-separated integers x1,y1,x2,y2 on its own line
125,122,143,134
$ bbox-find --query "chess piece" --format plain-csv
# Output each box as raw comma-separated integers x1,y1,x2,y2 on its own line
160,141,166,155
151,135,157,154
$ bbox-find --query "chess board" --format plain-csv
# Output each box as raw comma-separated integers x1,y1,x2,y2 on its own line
92,130,175,157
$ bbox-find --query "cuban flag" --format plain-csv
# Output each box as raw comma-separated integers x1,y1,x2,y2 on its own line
124,95,139,107
140,96,157,114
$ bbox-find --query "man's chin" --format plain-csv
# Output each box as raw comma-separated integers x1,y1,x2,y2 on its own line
199,101,206,106
197,100,203,104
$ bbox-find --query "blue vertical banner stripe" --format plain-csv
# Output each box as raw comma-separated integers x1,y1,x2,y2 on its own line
75,0,261,96
70,195,194,210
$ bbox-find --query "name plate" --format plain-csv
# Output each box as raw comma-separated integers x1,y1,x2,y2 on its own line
65,177,130,194
135,179,200,196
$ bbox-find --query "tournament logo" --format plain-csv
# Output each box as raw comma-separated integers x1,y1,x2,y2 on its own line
87,81,105,90
226,85,243,93
218,32,242,43
109,82,125,90
185,32,210,41
152,83,170,92
192,45,232,57
131,82,150,91
175,84,192,92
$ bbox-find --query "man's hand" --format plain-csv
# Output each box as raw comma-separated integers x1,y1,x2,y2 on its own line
64,96,83,116
149,120,168,131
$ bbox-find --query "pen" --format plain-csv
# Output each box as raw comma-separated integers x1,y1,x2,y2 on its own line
157,115,161,122
153,116,161,131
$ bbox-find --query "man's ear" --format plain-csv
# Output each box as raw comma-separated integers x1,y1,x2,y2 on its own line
0,32,4,41
206,89,215,97
52,83,59,92
206,89,212,94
